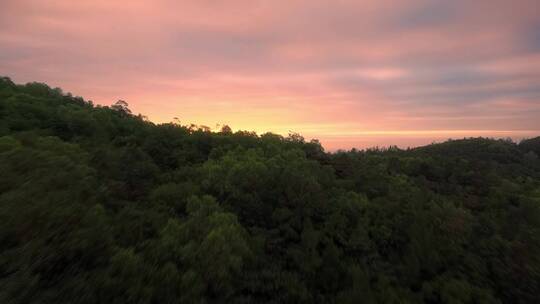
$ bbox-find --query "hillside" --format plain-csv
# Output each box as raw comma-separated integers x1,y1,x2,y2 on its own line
1,77,539,303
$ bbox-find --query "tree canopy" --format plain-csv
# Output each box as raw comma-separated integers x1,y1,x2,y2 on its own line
1,76,539,303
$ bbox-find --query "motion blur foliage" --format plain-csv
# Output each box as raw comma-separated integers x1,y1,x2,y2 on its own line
1,77,540,303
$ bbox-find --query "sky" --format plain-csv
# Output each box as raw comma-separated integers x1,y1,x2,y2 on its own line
1,0,539,150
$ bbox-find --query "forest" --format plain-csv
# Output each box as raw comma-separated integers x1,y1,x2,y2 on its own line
0,76,539,303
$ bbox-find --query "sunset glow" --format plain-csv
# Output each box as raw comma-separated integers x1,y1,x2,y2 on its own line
1,0,539,150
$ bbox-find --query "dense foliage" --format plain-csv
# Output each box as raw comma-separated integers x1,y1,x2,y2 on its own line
1,77,539,303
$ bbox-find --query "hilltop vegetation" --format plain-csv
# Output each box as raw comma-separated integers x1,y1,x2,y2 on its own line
1,77,539,303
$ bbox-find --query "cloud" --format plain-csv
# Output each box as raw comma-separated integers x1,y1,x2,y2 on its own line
0,0,539,149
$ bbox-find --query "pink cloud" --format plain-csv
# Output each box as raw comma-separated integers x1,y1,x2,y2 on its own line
1,0,539,149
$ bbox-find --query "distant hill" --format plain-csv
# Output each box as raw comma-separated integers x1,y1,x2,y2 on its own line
1,76,539,303
519,136,540,155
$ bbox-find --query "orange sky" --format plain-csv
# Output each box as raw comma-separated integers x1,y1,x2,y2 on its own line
1,0,539,150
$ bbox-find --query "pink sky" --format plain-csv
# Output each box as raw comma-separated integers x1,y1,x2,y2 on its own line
1,0,539,150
